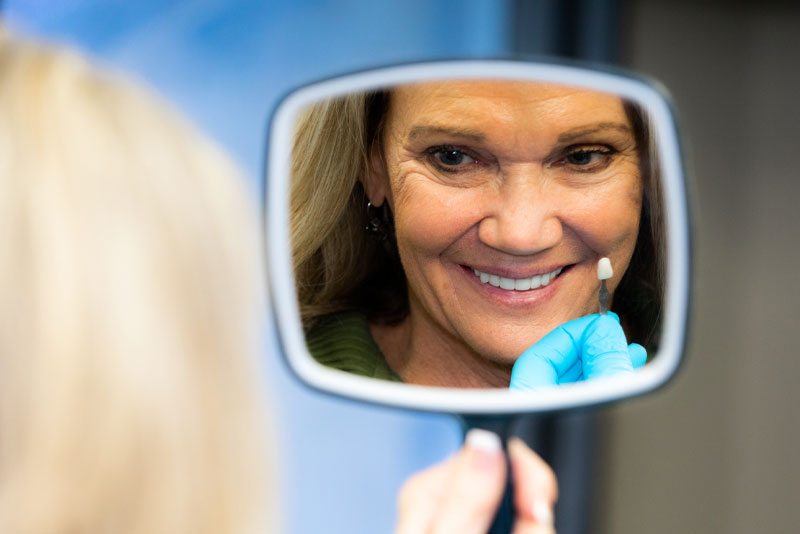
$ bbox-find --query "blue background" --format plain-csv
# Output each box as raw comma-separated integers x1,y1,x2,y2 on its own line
3,1,512,531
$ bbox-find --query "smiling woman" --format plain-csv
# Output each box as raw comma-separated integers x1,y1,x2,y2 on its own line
290,79,664,389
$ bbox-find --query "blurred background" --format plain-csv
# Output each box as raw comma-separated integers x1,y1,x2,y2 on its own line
4,1,798,533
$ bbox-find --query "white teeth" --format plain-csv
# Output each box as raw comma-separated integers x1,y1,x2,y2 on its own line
472,266,563,291
514,278,531,290
499,277,515,290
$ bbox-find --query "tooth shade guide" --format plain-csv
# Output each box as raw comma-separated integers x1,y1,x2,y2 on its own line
597,258,612,315
597,257,613,280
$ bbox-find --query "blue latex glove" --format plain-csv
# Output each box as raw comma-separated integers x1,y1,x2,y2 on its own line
509,312,647,391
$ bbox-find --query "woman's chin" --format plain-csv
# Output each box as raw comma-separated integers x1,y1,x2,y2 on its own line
455,329,554,367
449,308,593,366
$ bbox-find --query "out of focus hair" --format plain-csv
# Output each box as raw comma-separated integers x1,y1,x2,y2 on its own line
0,28,274,534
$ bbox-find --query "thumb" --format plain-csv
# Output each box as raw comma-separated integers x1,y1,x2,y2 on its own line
629,343,647,369
428,429,506,534
395,430,506,534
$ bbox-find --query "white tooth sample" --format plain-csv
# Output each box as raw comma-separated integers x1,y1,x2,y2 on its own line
515,277,531,290
555,267,563,275
499,277,515,290
489,274,501,287
541,272,551,286
597,257,613,280
480,272,490,283
474,268,480,276
530,274,542,289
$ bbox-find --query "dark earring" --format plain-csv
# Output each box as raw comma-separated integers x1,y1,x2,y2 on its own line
366,201,388,240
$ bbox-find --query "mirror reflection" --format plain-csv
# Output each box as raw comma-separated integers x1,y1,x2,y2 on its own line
290,79,663,390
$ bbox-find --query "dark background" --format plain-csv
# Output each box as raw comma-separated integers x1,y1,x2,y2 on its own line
597,1,800,532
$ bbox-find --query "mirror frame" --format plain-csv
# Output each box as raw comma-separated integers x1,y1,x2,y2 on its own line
265,59,690,414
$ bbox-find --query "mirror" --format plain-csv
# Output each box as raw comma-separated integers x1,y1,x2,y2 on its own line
266,60,689,414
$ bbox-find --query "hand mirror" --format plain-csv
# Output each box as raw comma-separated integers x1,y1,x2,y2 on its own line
265,59,690,415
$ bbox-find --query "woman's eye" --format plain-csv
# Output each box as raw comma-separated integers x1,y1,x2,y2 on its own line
557,146,616,172
427,147,476,170
566,151,602,165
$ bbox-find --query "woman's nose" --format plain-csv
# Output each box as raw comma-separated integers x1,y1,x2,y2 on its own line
477,175,563,255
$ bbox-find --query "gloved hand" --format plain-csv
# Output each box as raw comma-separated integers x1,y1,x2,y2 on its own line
509,312,646,391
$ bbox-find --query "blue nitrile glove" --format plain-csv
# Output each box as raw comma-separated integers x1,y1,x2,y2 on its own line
509,312,647,391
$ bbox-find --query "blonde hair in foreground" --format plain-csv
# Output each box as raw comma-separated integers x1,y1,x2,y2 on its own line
0,31,273,534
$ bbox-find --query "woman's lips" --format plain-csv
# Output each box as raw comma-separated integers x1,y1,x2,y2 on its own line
468,266,566,291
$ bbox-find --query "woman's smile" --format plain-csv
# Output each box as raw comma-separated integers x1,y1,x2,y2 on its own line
468,265,565,291
454,261,573,311
450,255,588,311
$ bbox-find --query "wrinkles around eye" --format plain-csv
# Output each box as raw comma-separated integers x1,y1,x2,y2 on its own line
550,145,618,173
424,145,483,174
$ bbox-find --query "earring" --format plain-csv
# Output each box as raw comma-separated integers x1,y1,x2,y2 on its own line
366,201,387,240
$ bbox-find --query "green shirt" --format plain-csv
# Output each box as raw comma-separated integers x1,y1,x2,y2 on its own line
306,311,403,382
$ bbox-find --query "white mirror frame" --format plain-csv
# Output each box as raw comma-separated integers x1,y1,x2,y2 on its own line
265,59,690,414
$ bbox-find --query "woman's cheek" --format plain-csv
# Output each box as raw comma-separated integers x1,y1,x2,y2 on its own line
580,190,641,290
393,173,485,253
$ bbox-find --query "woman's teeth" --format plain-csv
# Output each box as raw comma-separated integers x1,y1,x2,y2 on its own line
472,267,564,291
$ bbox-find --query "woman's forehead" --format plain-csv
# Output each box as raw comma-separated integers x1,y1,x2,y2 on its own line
392,79,594,101
385,80,630,142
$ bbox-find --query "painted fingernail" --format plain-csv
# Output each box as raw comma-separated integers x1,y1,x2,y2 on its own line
533,499,554,526
465,428,501,454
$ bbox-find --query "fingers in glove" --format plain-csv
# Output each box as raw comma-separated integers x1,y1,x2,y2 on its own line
628,342,647,369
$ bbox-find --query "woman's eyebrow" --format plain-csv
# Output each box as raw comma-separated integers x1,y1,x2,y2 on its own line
407,125,486,142
557,122,632,143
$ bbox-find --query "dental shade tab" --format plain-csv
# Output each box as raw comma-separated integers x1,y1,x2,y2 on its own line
597,257,613,315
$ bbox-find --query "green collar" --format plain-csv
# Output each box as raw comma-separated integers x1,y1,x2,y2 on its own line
305,311,402,383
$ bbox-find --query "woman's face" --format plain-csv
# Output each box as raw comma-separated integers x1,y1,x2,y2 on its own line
366,81,642,367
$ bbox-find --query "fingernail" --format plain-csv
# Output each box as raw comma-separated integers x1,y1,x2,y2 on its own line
465,428,502,454
465,429,501,469
532,499,554,526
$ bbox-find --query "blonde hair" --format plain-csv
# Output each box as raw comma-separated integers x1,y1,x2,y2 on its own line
290,94,388,326
0,31,274,533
